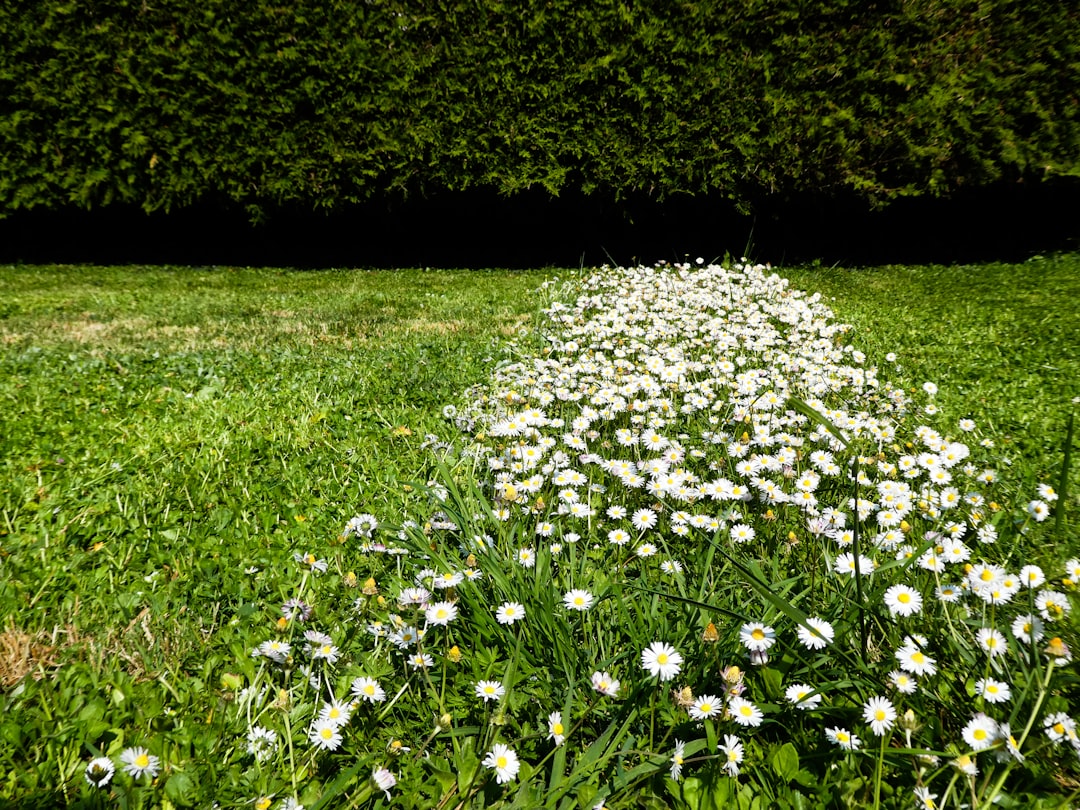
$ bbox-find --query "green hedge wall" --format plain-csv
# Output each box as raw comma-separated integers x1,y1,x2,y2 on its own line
1,0,1078,215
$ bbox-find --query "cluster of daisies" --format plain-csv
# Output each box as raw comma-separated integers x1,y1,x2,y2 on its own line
425,261,1075,793
82,747,160,789
91,260,1071,807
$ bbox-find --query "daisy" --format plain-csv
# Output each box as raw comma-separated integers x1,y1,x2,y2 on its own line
483,743,521,784
825,726,861,750
496,602,526,625
246,726,278,761
727,696,763,727
318,700,352,727
914,787,938,810
120,747,160,780
372,768,397,800
591,671,620,697
516,548,536,568
1019,565,1046,589
434,571,464,589
1027,500,1050,522
636,543,658,558
976,627,1008,658
895,643,938,676
1035,590,1071,621
547,711,566,745
351,676,386,703
308,719,343,751
1044,712,1078,745
834,552,874,577
883,584,923,617
407,653,433,669
475,680,505,702
951,753,978,776
962,713,998,751
661,559,684,574
670,740,686,781
975,677,1011,703
632,508,658,530
641,642,684,681
730,524,756,543
311,642,341,663
739,622,776,652
719,734,744,776
863,696,897,736
689,694,722,720
564,590,596,613
889,670,917,694
936,583,963,603
797,617,834,649
784,683,822,710
84,757,115,788
389,626,419,649
258,640,292,663
607,529,631,546
425,601,458,626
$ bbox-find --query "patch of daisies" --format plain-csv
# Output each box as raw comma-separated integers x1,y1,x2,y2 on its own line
91,261,1074,807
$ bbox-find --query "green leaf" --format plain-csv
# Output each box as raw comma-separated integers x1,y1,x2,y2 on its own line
771,742,800,782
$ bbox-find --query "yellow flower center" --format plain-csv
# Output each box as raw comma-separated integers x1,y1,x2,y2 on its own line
973,729,987,740
898,593,910,604
553,723,564,735
752,629,765,640
912,652,925,664
135,754,149,768
364,685,375,695
700,703,713,713
875,710,886,721
657,653,668,664
496,756,508,769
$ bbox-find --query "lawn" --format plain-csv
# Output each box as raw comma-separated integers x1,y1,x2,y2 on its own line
0,256,1077,809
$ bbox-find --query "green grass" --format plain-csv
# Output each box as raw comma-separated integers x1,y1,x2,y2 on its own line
0,257,1077,808
0,265,553,804
781,254,1080,481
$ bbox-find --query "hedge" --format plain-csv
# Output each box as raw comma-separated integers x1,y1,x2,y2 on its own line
1,0,1078,216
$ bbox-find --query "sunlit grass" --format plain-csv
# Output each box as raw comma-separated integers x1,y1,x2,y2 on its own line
0,257,1076,808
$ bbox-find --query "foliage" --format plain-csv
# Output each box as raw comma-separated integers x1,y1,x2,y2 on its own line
1,0,1078,217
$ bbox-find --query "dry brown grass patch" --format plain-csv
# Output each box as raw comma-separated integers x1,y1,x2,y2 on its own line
0,622,59,688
